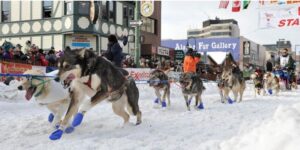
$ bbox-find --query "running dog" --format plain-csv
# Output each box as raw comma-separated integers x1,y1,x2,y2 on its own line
221,68,246,103
179,72,205,111
17,69,70,128
263,72,280,96
250,73,265,97
50,48,142,140
148,69,171,108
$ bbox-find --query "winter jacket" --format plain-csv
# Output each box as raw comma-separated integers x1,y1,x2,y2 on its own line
105,42,123,67
183,55,197,73
266,61,273,72
276,55,295,71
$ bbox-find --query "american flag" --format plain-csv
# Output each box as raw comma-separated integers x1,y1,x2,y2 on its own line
219,0,230,9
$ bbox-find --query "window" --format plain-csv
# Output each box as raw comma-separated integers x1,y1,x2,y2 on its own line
64,1,73,15
123,6,134,27
43,0,53,18
123,5,128,27
78,1,90,15
108,1,115,23
101,2,108,21
141,17,156,34
1,1,10,22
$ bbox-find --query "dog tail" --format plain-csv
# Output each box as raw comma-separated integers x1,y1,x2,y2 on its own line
125,76,140,116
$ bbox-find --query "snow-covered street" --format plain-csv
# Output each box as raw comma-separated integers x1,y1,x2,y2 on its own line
0,82,299,150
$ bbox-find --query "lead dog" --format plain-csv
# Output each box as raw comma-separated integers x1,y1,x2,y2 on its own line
50,48,142,140
250,73,265,97
221,68,246,103
17,70,70,128
148,69,171,108
179,72,205,111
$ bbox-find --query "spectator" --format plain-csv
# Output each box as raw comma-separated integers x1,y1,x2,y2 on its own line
46,49,57,65
0,47,3,59
104,34,123,68
36,49,49,66
23,40,31,55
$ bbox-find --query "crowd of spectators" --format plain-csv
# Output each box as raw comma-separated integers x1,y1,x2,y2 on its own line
0,40,63,66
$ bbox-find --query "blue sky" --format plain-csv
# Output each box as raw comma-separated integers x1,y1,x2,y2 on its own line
161,0,300,50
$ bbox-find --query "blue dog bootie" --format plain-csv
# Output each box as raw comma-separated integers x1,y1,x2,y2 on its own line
268,89,273,95
197,102,204,110
49,129,63,140
188,98,192,105
154,98,159,104
48,113,54,123
161,100,167,108
65,126,75,134
228,97,234,104
72,113,84,127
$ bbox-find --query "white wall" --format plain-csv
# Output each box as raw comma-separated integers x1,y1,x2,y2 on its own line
116,2,123,25
31,36,42,48
11,1,20,21
42,36,52,49
53,35,63,51
21,1,31,21
32,1,42,20
53,1,63,18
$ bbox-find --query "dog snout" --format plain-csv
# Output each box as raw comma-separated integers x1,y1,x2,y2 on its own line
17,86,23,90
54,77,60,82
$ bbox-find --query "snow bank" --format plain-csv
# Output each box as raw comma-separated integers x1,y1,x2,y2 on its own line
0,80,21,100
220,103,300,150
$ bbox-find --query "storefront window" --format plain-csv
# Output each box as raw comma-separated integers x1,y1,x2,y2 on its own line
123,5,128,27
141,17,156,34
108,1,115,23
101,1,108,21
1,1,10,22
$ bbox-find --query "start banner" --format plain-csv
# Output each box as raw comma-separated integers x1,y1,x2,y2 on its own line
259,6,300,28
125,68,153,81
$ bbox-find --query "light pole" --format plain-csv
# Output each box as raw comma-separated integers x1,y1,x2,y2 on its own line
134,0,141,67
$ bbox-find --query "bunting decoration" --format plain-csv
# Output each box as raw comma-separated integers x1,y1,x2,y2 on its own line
219,0,230,9
243,0,251,9
232,0,241,12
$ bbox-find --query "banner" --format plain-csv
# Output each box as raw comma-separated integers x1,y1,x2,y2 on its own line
259,6,300,28
219,0,230,9
125,68,153,81
0,62,32,80
232,0,241,12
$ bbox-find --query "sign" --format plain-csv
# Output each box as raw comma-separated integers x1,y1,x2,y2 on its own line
0,61,32,80
71,35,92,48
161,37,240,61
129,20,143,27
174,50,185,61
157,46,170,56
125,68,152,81
141,1,154,17
259,6,300,28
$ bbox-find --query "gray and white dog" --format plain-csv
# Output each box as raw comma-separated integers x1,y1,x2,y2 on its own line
179,72,205,111
148,69,171,108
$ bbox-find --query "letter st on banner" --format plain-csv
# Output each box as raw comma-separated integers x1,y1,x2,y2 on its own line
259,6,300,28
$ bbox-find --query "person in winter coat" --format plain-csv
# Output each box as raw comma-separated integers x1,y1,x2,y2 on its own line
276,48,295,71
183,48,198,73
104,34,123,68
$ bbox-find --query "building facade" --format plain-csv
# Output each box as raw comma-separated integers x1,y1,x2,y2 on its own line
0,1,161,58
187,18,240,39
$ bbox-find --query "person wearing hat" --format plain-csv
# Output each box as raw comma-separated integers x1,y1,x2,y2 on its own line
183,48,198,73
275,48,296,89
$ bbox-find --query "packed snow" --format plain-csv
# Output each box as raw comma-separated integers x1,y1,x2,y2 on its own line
0,80,299,150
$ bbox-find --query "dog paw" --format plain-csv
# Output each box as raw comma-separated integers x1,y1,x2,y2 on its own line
154,98,159,104
268,89,273,95
48,113,54,123
49,129,63,140
197,103,204,110
65,126,75,134
161,101,167,108
72,113,84,127
228,98,234,104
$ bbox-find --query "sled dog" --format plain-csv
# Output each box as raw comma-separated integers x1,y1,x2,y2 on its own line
221,68,246,103
17,69,70,128
263,72,280,96
148,69,171,108
179,72,205,111
52,48,142,140
250,73,264,97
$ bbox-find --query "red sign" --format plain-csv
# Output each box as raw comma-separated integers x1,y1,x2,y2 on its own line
232,0,241,12
278,18,299,27
0,61,32,81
